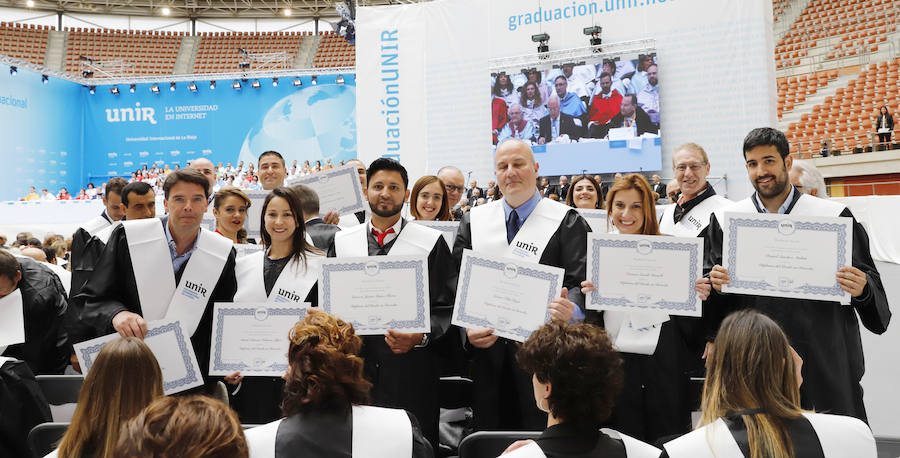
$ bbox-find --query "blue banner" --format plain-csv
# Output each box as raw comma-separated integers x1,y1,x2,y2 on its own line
82,74,357,181
0,64,84,202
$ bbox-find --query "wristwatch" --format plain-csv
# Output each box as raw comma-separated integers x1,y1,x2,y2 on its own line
415,333,430,348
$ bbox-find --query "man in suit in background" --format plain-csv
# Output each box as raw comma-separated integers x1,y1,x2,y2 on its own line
652,174,666,198
538,97,583,144
604,94,658,138
293,184,341,251
466,180,484,201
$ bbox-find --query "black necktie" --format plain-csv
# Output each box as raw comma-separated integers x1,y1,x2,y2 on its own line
506,209,520,243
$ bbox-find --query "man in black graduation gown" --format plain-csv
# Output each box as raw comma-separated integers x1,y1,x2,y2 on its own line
453,139,591,431
0,356,51,457
703,127,890,421
327,158,457,448
0,250,69,375
75,169,237,384
293,183,341,250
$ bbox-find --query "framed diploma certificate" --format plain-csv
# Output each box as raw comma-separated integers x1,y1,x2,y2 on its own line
73,319,204,395
576,208,608,233
451,250,564,342
586,233,703,316
722,212,852,302
319,256,430,335
243,189,270,240
209,303,308,377
287,164,367,217
411,220,460,249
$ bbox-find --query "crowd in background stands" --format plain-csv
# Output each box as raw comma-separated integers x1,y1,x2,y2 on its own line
19,158,348,202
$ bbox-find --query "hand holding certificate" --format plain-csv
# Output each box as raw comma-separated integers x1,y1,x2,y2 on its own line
287,164,367,217
209,303,309,377
586,233,703,316
721,212,852,302
451,250,564,342
73,319,203,395
319,256,430,335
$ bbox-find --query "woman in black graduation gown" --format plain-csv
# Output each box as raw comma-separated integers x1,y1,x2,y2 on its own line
501,320,660,457
661,310,876,457
244,310,433,458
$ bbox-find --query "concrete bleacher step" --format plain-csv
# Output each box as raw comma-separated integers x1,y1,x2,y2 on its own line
295,33,321,68
774,0,815,43
44,30,67,72
174,35,200,75
779,69,860,128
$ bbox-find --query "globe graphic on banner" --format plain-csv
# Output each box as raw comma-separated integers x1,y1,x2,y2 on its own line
238,83,357,165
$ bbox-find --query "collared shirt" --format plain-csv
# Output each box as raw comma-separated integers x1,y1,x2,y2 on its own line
502,189,542,230
100,209,113,224
367,216,404,247
165,221,200,274
551,116,560,140
674,184,717,223
753,185,798,214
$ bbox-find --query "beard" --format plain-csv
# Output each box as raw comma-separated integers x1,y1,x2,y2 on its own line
369,199,404,218
754,172,789,199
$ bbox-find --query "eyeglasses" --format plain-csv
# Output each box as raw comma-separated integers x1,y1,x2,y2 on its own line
445,184,464,192
674,162,707,173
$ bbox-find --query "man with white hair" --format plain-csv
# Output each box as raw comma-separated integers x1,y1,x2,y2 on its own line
789,159,828,197
658,143,731,237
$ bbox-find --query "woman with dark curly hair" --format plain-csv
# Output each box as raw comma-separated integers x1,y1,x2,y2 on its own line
501,320,661,457
244,310,434,458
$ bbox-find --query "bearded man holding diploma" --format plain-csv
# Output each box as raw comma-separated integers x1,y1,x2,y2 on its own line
75,169,237,388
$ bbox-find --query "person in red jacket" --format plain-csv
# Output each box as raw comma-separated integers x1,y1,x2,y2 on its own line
587,72,622,138
492,96,509,145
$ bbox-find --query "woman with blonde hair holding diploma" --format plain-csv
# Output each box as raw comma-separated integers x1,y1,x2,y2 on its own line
662,310,875,457
226,186,324,424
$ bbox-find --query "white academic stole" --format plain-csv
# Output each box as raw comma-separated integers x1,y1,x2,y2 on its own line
234,251,323,303
0,289,25,354
469,198,570,262
245,405,413,458
603,310,669,355
333,220,441,257
94,221,120,244
659,195,732,237
82,215,111,236
124,219,233,335
713,193,845,225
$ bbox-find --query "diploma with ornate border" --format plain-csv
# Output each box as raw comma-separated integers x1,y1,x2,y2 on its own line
73,319,203,395
721,212,852,302
319,255,430,335
242,189,270,240
209,303,308,377
451,249,563,342
411,220,460,249
287,164,367,216
586,233,703,316
576,208,608,233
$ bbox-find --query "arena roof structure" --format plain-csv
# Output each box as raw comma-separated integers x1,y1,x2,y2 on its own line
0,0,421,19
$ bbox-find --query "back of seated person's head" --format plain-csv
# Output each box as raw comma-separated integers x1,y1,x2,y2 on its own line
59,337,163,458
26,237,42,248
20,246,47,263
115,395,248,458
283,310,371,416
51,240,68,259
41,246,57,264
701,310,802,456
517,320,623,427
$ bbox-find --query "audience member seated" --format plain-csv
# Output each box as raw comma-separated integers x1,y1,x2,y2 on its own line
789,160,828,198
115,395,248,458
492,73,519,107
636,64,659,125
0,250,69,375
595,95,658,139
662,310,876,457
0,355,51,457
244,310,434,457
50,337,163,458
500,320,661,457
492,95,510,145
553,75,587,118
410,175,451,221
538,97,583,144
520,81,548,130
499,103,536,143
213,186,251,244
587,72,623,137
565,174,604,209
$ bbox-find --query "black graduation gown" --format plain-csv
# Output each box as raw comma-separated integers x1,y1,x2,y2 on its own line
67,226,111,348
305,218,342,251
452,208,590,431
534,423,628,458
272,406,433,458
2,256,69,375
659,414,828,458
701,193,891,421
0,358,52,458
75,217,238,381
326,219,458,449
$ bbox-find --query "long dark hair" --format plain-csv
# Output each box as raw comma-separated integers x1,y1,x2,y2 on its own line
492,73,514,97
259,186,320,268
565,174,604,209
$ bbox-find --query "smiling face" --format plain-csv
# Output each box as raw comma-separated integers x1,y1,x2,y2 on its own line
264,196,297,246
745,145,792,199
258,154,287,190
164,181,208,234
214,195,249,235
572,178,599,209
610,188,644,234
673,147,711,200
415,181,444,221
